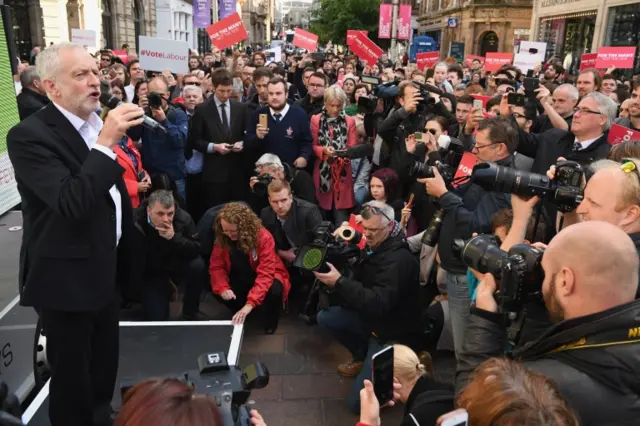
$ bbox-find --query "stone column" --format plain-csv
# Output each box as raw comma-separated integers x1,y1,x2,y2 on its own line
66,0,81,39
27,0,45,46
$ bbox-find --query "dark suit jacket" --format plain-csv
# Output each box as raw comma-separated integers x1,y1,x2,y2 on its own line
7,104,134,311
188,98,250,183
16,88,49,121
260,198,323,251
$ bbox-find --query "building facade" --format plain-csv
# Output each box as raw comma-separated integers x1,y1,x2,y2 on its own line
155,0,195,49
530,0,640,75
417,0,533,58
238,0,268,45
5,0,156,60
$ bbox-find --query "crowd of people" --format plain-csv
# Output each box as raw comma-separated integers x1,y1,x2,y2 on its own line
9,41,640,425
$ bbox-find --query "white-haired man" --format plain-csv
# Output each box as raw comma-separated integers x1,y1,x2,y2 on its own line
7,43,144,426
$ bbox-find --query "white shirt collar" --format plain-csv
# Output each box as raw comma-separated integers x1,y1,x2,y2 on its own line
574,134,603,151
53,102,103,134
270,103,290,119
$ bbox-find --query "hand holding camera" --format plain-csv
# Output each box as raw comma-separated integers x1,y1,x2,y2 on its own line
475,273,499,313
511,194,540,222
151,107,166,122
404,92,423,114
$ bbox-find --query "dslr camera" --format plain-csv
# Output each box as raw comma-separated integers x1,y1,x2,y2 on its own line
472,160,584,212
252,173,274,196
293,221,361,273
453,235,545,313
411,160,455,180
148,92,164,109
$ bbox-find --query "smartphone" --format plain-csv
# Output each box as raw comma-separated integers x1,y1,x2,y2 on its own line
508,92,525,107
372,346,394,406
524,77,540,99
414,132,423,140
259,114,268,128
440,409,469,426
473,99,483,110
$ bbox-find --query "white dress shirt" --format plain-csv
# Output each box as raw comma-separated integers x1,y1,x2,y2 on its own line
270,103,290,120
53,103,123,246
574,134,603,151
124,84,135,103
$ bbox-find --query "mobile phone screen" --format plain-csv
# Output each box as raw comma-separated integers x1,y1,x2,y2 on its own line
372,346,394,406
473,99,483,110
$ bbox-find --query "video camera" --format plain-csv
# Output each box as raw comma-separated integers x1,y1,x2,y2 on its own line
121,352,269,426
472,160,584,213
453,235,545,313
293,221,362,273
252,173,273,196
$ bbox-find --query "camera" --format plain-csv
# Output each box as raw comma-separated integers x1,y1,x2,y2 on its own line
148,92,164,109
471,160,584,212
421,208,445,247
121,352,269,426
252,173,274,196
411,161,455,180
293,221,361,273
453,235,545,312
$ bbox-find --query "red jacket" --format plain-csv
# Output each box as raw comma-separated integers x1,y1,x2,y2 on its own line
209,228,291,307
114,137,145,208
311,113,357,210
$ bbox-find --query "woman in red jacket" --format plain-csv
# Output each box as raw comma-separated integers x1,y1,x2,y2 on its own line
209,202,291,334
311,86,358,225
114,136,151,208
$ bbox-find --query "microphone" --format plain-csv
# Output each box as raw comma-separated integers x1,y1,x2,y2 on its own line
99,93,167,134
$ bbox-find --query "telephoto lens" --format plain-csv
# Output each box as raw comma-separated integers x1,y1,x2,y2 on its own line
451,234,509,278
421,209,445,247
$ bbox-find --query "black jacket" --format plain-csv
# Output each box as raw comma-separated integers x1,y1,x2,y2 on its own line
334,231,423,348
437,156,514,274
516,127,610,176
260,198,323,251
131,200,200,289
7,104,134,311
295,94,324,118
17,88,49,121
400,377,454,426
458,300,640,426
629,232,640,298
249,163,317,213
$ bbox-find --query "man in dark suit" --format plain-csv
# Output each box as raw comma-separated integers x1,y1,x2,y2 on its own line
16,65,49,120
7,42,143,426
188,68,251,209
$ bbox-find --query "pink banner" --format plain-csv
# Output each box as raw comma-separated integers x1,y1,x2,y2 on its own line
378,4,392,39
397,5,411,40
595,46,637,69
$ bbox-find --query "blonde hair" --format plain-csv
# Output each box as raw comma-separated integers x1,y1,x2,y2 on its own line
324,86,347,106
393,345,431,382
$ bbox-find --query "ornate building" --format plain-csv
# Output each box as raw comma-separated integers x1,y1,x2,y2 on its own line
417,0,533,57
237,0,268,46
5,0,156,60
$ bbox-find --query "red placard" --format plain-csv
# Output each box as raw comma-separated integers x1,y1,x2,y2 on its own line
350,32,384,66
595,46,637,69
112,49,129,65
293,28,318,52
464,55,485,67
484,52,513,72
471,94,491,110
416,52,440,70
348,214,367,249
579,53,598,71
453,152,477,187
346,30,367,47
206,13,248,50
607,123,640,146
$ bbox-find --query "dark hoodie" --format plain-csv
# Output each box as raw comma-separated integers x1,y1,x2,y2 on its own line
458,299,640,426
334,223,423,349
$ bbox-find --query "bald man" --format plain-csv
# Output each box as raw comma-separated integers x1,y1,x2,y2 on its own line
457,221,640,426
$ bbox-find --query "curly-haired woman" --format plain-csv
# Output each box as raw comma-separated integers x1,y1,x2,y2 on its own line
209,203,291,334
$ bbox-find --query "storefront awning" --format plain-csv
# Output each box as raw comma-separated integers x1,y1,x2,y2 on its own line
540,10,597,22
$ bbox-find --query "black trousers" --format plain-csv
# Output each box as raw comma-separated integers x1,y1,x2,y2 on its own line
217,279,283,330
204,180,247,211
186,173,206,224
40,298,119,426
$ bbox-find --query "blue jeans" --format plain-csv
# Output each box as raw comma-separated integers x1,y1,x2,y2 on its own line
354,186,369,209
173,178,186,203
446,272,470,359
317,306,387,414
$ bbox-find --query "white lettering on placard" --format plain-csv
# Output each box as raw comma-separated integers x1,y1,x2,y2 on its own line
457,162,473,176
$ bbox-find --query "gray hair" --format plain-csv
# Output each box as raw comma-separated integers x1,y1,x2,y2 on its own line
362,200,394,226
255,153,284,170
148,190,175,209
554,83,579,101
20,66,40,87
324,86,347,106
434,62,448,71
455,83,467,91
585,91,618,131
182,85,203,98
36,42,84,81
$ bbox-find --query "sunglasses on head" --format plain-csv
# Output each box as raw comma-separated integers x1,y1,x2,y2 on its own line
361,205,392,223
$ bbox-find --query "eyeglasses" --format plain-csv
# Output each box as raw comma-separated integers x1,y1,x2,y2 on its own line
472,141,502,152
621,159,640,182
573,107,603,116
361,205,393,226
308,83,324,89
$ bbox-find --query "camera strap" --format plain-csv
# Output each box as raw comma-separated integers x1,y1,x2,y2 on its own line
548,328,640,354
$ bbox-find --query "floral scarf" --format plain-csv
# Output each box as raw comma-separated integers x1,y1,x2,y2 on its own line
318,109,348,193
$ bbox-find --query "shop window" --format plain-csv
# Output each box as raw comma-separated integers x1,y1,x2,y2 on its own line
101,0,114,49
605,4,640,75
539,13,596,75
4,0,33,60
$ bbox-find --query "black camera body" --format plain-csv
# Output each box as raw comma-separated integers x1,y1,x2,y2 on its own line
453,235,545,312
252,173,274,196
148,91,164,109
472,160,584,212
120,353,269,426
293,221,361,273
412,161,455,180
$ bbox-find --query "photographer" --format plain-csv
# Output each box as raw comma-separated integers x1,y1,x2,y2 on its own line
419,116,515,358
458,221,640,425
128,76,189,201
131,190,206,321
313,201,422,414
249,153,316,212
260,179,323,266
